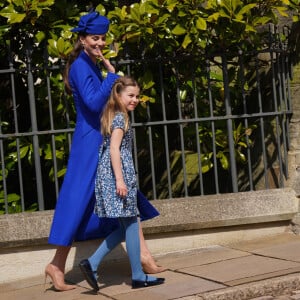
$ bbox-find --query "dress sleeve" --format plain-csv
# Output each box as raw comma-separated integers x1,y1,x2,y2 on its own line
70,60,119,114
111,113,125,131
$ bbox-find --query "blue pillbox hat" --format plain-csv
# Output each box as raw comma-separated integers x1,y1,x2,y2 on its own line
71,12,110,35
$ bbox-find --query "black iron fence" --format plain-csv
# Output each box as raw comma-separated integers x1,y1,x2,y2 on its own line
0,25,293,214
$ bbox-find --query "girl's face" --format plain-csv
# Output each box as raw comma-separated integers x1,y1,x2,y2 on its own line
80,34,106,63
119,86,140,112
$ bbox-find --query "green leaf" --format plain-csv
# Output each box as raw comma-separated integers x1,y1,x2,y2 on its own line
35,7,43,19
276,6,289,17
201,159,213,173
95,4,106,16
120,6,128,19
125,31,141,42
7,193,20,203
57,37,65,54
207,12,220,22
35,31,45,43
141,77,155,90
196,17,207,30
155,13,170,25
140,94,154,103
146,27,153,34
130,3,141,22
179,89,187,101
253,16,272,26
245,23,256,32
34,0,55,7
26,203,38,212
20,146,29,159
48,39,59,57
57,168,67,178
182,33,192,49
0,12,26,23
172,24,186,35
217,152,229,170
236,4,256,16
236,150,246,162
238,141,247,148
166,0,177,12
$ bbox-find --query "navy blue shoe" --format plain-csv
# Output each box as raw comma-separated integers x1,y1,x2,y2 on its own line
79,259,99,291
132,275,165,289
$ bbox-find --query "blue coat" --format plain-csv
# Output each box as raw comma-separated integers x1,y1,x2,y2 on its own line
48,51,158,246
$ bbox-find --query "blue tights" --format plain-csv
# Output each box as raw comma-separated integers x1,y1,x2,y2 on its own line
88,216,157,281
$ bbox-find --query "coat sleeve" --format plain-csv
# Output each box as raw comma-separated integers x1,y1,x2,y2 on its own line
70,61,119,114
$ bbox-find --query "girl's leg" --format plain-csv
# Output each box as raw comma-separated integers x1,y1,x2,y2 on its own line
88,225,125,272
119,217,161,282
45,246,76,291
79,225,126,291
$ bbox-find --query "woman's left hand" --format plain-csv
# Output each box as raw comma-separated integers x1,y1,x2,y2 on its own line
97,49,116,73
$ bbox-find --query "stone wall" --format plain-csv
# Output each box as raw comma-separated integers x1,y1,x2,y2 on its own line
286,22,300,195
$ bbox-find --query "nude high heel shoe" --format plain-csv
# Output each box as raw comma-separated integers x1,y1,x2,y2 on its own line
44,264,76,292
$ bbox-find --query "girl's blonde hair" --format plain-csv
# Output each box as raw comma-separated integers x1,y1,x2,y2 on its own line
101,76,139,135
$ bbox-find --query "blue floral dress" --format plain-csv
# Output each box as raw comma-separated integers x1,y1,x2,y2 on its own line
95,112,137,218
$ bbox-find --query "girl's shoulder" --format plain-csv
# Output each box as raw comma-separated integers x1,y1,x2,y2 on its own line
112,112,126,129
113,111,126,120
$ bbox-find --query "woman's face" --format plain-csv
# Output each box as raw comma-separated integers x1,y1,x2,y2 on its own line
80,34,106,63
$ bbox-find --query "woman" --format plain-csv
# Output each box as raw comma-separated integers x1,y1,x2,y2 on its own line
45,11,164,292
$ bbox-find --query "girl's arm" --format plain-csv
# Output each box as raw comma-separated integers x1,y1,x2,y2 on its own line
110,128,128,198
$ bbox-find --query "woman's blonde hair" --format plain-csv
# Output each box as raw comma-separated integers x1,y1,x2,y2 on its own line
101,76,139,135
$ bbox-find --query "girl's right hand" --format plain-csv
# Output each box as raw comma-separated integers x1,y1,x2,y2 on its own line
116,178,128,198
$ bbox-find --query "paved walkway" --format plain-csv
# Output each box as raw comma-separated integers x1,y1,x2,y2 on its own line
2,232,300,300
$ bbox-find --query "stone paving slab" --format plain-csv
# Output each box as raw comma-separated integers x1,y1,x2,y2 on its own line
245,241,300,263
231,233,300,252
157,245,250,270
111,271,225,300
179,254,300,286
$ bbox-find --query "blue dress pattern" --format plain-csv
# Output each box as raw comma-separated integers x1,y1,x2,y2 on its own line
95,112,137,218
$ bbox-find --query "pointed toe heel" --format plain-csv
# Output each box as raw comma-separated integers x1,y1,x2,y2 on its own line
79,259,99,291
132,275,165,289
44,263,76,292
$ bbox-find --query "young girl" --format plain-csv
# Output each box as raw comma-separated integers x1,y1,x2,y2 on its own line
79,76,165,291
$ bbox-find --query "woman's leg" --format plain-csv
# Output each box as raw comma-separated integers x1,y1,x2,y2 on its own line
139,219,166,274
45,246,76,291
